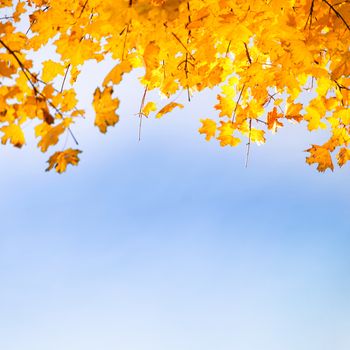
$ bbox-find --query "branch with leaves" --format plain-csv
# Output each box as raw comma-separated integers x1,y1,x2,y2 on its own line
0,0,349,173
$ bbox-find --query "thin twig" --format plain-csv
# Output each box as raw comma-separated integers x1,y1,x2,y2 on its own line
304,0,315,29
232,84,245,123
138,85,148,141
245,118,252,168
334,79,350,90
60,64,71,93
225,40,231,57
244,42,252,64
68,127,79,145
78,0,89,18
122,23,129,61
171,32,195,61
0,16,14,20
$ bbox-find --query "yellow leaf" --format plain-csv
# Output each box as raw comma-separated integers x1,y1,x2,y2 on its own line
103,60,132,86
14,1,26,22
199,119,217,141
305,99,327,131
285,103,303,123
217,121,241,147
93,87,120,133
46,148,82,173
249,128,266,145
42,60,66,82
1,124,25,148
142,101,157,117
155,102,184,118
143,41,160,81
36,119,71,152
215,89,236,118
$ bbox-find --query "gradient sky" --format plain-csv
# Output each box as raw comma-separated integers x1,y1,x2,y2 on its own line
0,59,349,350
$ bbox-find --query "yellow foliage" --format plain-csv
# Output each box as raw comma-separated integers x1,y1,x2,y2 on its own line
0,0,349,172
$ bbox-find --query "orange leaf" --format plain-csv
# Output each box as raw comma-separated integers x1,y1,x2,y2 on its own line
46,148,82,173
155,102,184,118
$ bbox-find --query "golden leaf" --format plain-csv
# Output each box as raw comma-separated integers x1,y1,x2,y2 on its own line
217,121,241,147
36,119,71,152
143,41,160,81
42,60,66,82
103,60,132,86
155,102,184,118
199,119,217,141
93,87,120,133
142,101,157,117
46,148,82,173
306,145,334,172
0,124,25,148
337,148,350,167
267,107,283,132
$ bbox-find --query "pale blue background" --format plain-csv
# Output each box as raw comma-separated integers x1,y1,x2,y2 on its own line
0,64,349,350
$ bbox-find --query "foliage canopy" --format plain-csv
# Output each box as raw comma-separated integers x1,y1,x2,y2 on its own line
0,0,349,172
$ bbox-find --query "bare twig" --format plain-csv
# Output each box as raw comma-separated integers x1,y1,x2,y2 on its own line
225,40,231,57
78,0,89,18
232,84,245,123
245,118,252,168
138,85,148,141
304,0,315,29
244,42,252,64
171,32,195,61
60,64,71,93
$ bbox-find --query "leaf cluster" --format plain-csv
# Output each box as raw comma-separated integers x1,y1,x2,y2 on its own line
0,0,349,172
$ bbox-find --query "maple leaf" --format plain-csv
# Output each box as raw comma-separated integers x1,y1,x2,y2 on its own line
142,102,157,117
46,148,82,173
267,107,283,132
93,87,120,133
217,121,241,147
285,103,303,123
337,148,350,167
143,41,160,81
36,120,71,152
42,60,66,82
155,102,184,118
0,61,16,77
199,119,217,141
103,60,133,86
306,145,334,172
0,124,25,148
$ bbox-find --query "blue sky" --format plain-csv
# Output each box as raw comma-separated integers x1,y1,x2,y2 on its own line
0,63,349,350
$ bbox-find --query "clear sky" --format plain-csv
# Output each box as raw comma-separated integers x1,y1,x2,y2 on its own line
0,61,349,350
